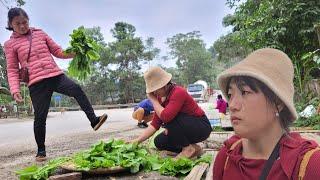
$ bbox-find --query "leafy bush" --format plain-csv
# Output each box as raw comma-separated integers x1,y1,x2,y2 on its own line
212,126,225,132
294,115,320,130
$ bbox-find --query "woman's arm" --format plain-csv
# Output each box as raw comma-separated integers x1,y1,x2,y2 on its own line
4,42,20,95
134,125,157,144
43,30,74,59
147,93,164,117
154,89,185,123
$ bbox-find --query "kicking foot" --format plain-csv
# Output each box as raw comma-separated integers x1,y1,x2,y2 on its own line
92,114,108,131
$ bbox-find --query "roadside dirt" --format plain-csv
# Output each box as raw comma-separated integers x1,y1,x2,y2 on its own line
0,126,181,180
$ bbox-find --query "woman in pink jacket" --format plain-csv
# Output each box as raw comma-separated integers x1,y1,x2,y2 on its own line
215,94,227,115
4,8,108,162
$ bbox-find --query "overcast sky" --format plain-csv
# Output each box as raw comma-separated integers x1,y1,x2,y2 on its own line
0,0,233,69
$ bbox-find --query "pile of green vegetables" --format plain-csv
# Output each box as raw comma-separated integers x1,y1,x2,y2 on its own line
16,139,212,180
65,26,100,80
16,157,70,180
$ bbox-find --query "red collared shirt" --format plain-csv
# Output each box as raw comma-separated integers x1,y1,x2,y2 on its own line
150,85,205,130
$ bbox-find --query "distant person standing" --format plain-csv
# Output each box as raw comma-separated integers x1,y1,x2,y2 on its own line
2,105,6,112
132,99,154,128
13,104,18,118
4,7,108,162
1,106,8,118
215,94,227,115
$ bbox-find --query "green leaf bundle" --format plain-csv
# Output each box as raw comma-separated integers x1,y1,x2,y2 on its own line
16,139,213,179
72,139,147,173
65,26,101,80
15,157,70,180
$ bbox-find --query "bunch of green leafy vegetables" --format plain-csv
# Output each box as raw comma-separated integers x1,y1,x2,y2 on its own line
157,154,212,176
65,26,100,80
15,157,70,180
16,139,213,179
72,139,148,173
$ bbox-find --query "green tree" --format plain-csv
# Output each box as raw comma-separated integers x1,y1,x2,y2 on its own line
0,44,8,88
1,0,25,8
79,26,118,105
165,67,185,87
227,0,320,55
108,22,158,103
166,31,214,86
84,26,106,46
224,0,320,100
82,71,118,104
211,33,251,68
144,37,160,68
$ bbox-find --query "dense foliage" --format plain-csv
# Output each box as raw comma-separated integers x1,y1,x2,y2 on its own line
0,44,8,88
166,31,215,86
224,0,320,99
221,0,320,114
0,44,12,105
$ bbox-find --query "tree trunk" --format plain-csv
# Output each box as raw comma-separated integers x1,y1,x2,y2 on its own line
109,91,114,104
131,87,135,103
315,24,320,47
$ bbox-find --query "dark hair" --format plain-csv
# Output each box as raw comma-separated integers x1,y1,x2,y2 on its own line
226,76,293,132
6,7,29,31
217,94,222,99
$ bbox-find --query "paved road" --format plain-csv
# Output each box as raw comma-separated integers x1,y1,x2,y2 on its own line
0,108,136,145
0,102,224,145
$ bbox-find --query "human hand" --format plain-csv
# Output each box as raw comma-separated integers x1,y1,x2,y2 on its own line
13,93,23,103
125,138,140,144
164,128,168,135
64,51,76,58
69,52,76,58
147,93,157,102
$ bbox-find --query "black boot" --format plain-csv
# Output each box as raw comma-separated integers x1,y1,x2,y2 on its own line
91,114,108,131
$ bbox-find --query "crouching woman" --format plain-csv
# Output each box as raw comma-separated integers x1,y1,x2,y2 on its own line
132,67,212,158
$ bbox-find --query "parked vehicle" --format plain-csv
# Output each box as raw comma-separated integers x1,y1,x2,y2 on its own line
187,80,210,102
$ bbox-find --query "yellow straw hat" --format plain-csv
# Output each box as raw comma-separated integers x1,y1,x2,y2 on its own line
144,67,172,93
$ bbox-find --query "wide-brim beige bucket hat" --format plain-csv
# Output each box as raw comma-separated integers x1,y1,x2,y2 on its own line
144,66,172,93
217,48,298,121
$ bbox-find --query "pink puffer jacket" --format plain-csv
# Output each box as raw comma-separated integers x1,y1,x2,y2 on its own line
4,27,73,95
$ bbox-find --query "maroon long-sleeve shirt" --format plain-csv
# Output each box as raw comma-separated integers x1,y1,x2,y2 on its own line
216,99,227,114
150,85,205,130
213,132,320,180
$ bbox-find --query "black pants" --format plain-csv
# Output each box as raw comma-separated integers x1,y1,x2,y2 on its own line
29,74,97,152
154,113,212,153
